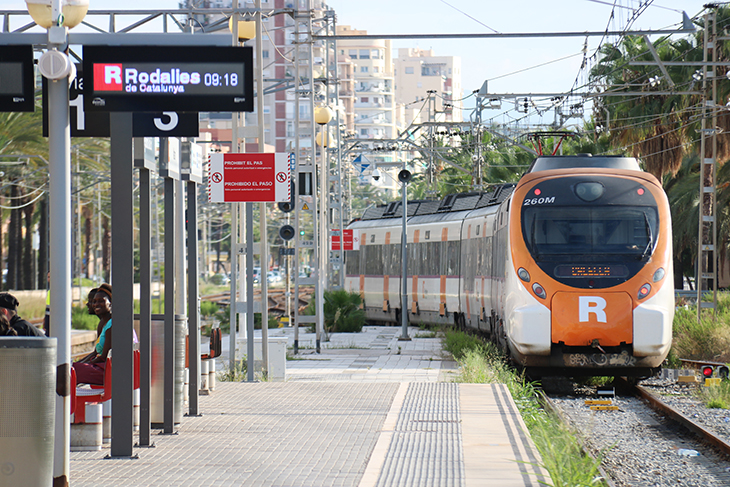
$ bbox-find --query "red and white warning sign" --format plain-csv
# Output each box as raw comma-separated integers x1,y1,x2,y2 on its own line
331,229,359,251
208,153,290,203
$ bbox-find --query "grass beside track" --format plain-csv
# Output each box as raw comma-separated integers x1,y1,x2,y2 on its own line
443,330,607,487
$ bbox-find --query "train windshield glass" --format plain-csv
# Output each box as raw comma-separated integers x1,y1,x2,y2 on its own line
522,206,658,261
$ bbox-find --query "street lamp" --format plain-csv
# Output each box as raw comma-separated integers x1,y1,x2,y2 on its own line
226,3,255,377
397,168,412,341
228,16,256,42
314,105,332,353
26,0,88,28
25,0,88,481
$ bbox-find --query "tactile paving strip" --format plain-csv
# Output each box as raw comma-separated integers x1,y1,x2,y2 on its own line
371,332,398,349
375,383,464,487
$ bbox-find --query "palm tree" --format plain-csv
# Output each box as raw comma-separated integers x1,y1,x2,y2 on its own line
350,176,389,218
0,109,47,290
664,153,701,288
590,35,697,180
71,140,111,281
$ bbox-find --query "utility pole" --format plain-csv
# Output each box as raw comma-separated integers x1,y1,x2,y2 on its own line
426,90,436,196
473,85,484,190
292,0,320,353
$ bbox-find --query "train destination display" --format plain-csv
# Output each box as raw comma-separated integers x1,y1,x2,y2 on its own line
0,45,34,112
93,63,243,95
83,45,253,112
554,264,629,278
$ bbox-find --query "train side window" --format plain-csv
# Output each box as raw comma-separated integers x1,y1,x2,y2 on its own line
436,242,445,275
425,230,430,240
364,245,384,275
410,241,417,275
447,241,460,275
476,225,480,236
345,250,360,275
484,236,493,277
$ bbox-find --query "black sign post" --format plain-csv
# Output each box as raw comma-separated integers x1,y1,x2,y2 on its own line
80,43,254,443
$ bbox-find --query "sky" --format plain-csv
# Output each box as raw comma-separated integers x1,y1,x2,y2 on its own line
0,0,710,126
325,0,706,93
323,0,707,127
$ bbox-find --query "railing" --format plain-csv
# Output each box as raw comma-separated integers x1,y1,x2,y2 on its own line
1,7,294,35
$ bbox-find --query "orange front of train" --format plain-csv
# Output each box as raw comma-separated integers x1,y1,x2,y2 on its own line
503,156,674,374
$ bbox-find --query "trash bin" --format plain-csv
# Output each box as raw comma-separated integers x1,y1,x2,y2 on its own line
0,337,56,487
135,314,187,428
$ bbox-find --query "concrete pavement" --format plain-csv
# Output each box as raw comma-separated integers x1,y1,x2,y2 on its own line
68,326,548,486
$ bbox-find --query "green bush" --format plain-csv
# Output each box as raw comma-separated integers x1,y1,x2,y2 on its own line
211,306,278,333
324,289,366,333
200,300,220,317
215,306,231,334
304,290,366,333
443,329,487,361
672,301,730,362
699,379,730,409
209,274,228,286
72,306,99,331
254,313,279,329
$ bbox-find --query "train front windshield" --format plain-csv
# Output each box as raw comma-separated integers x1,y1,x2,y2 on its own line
523,206,659,261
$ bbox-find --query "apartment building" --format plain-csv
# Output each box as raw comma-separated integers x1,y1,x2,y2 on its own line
336,25,399,190
393,47,463,128
194,0,329,155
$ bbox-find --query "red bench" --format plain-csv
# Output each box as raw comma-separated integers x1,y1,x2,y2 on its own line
185,328,222,367
72,350,140,424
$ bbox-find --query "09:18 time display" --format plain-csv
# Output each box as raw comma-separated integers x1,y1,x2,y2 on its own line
204,72,238,87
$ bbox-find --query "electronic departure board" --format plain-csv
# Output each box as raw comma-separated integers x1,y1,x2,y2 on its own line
83,45,253,113
0,45,34,112
554,265,629,278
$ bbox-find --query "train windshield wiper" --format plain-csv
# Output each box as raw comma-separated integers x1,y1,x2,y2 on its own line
639,212,653,260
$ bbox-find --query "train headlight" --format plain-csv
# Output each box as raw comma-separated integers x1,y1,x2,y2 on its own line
518,268,530,282
532,283,546,299
638,283,651,299
574,182,604,202
653,268,665,282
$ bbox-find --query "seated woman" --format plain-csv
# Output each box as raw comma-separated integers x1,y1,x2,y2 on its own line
73,284,114,385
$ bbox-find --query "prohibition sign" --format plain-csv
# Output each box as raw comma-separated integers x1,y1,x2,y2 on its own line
276,171,287,183
211,172,223,183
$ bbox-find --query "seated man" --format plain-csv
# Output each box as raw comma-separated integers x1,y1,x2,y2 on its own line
0,292,45,337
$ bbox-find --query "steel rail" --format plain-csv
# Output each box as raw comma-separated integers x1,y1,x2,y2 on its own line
679,358,729,368
620,378,730,457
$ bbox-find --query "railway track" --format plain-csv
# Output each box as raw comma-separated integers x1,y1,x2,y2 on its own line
545,375,730,486
202,286,313,316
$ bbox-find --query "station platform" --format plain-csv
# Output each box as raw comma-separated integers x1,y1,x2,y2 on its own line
69,326,548,487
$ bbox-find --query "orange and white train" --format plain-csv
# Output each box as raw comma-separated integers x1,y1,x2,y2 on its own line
345,155,675,377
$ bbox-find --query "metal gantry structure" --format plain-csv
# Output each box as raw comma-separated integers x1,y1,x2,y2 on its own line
698,8,719,318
